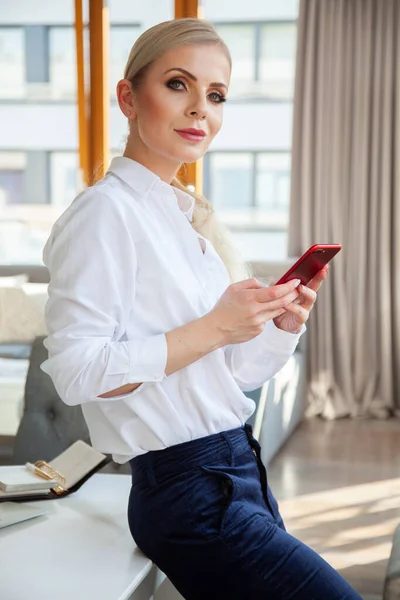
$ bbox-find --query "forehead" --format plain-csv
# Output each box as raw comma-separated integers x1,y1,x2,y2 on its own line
149,43,231,84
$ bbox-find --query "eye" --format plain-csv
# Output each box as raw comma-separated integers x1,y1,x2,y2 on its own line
167,78,186,91
208,91,226,104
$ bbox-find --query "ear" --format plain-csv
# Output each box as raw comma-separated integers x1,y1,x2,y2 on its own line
116,79,137,119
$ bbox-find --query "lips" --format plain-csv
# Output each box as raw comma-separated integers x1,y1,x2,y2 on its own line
175,128,206,142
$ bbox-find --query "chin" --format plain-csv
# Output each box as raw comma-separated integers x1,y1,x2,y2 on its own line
171,140,207,163
176,150,205,164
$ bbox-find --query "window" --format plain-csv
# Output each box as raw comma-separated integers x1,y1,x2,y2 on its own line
0,153,26,205
205,150,291,232
50,152,79,206
109,26,140,95
212,22,297,101
48,25,141,99
0,152,40,264
259,23,297,99
205,151,291,261
214,24,255,85
256,153,291,227
0,152,79,264
0,28,25,99
49,27,77,99
207,153,253,211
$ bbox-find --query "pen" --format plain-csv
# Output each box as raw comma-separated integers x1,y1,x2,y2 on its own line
25,462,54,481
25,461,66,494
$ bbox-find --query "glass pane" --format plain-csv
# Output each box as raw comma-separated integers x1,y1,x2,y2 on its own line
256,153,291,227
109,26,141,95
108,0,174,155
0,153,41,263
259,24,297,99
0,28,25,99
49,27,76,99
231,230,288,261
0,153,26,205
208,153,253,211
50,153,79,206
214,24,255,86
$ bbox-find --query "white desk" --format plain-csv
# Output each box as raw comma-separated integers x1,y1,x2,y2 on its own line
0,357,28,435
0,474,183,600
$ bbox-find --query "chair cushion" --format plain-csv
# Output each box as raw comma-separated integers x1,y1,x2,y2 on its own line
12,336,130,475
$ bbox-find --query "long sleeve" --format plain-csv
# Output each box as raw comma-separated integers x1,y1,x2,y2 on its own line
224,319,306,392
40,187,167,406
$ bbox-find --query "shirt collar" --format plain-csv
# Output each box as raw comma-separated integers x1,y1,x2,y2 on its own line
107,156,195,222
107,156,160,197
171,186,195,222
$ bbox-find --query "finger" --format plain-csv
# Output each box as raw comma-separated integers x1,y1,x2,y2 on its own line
307,265,329,292
272,307,288,319
253,278,300,303
297,285,317,309
284,302,309,323
252,307,288,330
233,277,265,291
265,307,288,320
258,289,300,314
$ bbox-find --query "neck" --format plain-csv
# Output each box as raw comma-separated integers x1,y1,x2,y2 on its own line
123,134,181,184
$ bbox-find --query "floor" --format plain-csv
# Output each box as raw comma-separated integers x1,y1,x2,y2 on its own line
269,417,400,600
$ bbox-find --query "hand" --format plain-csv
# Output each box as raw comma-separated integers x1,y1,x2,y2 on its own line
272,265,330,334
208,277,302,345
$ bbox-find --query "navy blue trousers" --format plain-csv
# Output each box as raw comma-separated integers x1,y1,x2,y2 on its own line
128,425,362,599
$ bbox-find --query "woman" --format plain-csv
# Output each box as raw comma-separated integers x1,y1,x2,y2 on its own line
41,18,361,600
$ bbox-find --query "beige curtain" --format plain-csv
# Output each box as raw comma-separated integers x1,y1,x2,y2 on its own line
289,0,400,419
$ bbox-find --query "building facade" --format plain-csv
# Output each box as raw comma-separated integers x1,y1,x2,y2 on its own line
0,0,298,263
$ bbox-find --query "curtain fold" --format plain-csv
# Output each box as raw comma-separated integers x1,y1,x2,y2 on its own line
289,0,400,418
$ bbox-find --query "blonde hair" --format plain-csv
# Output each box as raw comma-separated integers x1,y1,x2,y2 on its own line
123,18,252,283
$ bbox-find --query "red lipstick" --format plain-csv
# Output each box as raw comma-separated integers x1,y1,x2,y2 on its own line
175,128,206,142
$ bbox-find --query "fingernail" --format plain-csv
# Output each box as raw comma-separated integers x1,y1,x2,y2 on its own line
294,279,301,286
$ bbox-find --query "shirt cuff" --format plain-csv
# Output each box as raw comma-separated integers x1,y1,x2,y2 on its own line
262,319,306,355
127,333,168,382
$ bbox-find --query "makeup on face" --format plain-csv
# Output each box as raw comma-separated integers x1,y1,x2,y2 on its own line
121,44,231,180
175,128,207,142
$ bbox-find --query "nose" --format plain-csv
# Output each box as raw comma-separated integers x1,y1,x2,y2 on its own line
185,92,208,121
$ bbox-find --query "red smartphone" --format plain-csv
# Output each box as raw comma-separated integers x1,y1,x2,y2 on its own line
276,244,342,286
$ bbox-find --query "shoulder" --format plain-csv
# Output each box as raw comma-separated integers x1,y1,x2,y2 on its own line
64,175,130,219
43,175,136,263
52,172,141,234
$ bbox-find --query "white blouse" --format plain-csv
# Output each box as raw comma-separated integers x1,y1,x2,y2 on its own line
41,157,305,463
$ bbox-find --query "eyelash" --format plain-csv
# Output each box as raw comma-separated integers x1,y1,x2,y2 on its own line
166,78,227,104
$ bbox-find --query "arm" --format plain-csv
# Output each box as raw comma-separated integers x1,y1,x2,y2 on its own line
41,188,227,406
99,313,226,398
223,319,306,392
222,269,330,392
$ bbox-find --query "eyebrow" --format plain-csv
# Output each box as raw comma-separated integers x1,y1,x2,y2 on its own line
163,67,228,91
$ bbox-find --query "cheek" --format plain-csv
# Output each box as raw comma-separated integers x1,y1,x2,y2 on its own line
138,93,165,124
138,88,180,128
208,109,223,139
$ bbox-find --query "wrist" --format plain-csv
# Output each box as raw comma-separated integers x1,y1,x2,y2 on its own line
201,312,228,350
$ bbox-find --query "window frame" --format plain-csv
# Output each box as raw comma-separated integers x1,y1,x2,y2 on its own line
213,19,297,103
203,149,291,233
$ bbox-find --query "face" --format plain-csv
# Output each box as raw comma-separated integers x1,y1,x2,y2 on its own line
117,43,230,172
